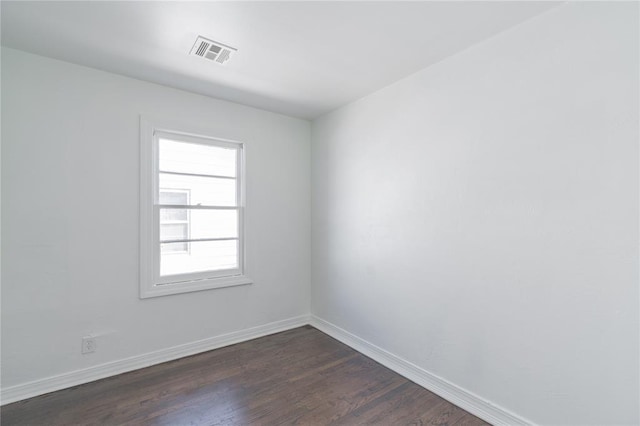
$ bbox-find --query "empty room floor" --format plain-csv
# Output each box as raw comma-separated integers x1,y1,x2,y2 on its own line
0,326,488,425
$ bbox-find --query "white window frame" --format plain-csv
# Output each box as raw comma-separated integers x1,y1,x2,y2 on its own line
140,117,252,299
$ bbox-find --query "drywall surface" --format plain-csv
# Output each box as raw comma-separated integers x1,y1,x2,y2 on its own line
311,3,638,425
1,48,310,389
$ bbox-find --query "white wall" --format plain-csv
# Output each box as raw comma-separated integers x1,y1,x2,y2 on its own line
311,3,638,425
1,48,310,389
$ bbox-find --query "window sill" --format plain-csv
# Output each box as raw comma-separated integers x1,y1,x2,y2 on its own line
140,275,252,299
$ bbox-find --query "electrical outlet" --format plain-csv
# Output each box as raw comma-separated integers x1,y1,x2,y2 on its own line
82,336,96,354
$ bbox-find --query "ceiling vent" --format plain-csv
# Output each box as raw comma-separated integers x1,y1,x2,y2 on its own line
190,36,237,65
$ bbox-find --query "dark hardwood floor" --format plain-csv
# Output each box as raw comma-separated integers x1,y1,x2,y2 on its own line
1,326,489,425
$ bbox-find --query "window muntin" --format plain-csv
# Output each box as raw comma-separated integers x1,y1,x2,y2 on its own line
140,118,250,298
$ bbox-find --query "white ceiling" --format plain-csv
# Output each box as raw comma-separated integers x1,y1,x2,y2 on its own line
1,1,558,119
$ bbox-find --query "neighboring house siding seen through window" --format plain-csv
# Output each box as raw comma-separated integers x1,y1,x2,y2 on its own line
140,117,251,298
159,189,190,254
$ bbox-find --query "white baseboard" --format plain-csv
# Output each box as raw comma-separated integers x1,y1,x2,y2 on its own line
1,315,310,406
310,315,532,426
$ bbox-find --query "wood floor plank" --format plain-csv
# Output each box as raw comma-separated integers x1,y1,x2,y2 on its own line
1,326,489,426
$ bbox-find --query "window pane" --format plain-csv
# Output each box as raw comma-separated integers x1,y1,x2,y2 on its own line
159,138,237,178
159,208,237,241
160,223,189,242
160,240,238,276
159,190,188,205
159,173,236,207
160,208,188,222
162,241,188,253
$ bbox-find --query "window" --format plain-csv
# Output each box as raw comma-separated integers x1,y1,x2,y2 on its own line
140,118,251,298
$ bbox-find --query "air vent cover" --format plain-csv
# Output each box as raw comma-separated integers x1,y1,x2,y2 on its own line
190,36,237,65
